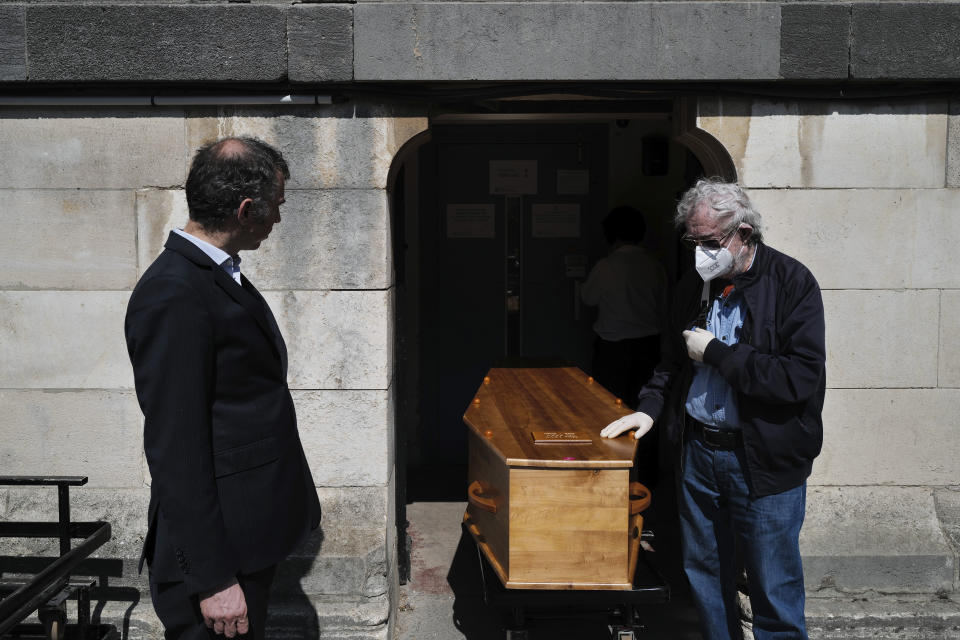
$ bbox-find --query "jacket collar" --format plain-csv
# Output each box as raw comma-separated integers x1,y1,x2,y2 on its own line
732,242,767,290
163,230,220,269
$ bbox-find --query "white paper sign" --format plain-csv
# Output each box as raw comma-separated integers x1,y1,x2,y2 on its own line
531,204,581,238
557,169,589,195
490,160,538,195
446,204,495,238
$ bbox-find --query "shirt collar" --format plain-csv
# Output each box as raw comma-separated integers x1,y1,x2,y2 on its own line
172,227,238,271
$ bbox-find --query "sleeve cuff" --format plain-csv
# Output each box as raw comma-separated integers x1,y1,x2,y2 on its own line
703,339,733,368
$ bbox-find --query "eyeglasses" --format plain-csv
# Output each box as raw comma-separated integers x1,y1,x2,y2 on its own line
681,226,738,250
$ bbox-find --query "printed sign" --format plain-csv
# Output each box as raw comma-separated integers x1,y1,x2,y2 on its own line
446,204,495,238
531,204,580,238
490,160,538,195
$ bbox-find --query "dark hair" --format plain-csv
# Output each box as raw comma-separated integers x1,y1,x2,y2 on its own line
185,137,290,231
602,206,647,245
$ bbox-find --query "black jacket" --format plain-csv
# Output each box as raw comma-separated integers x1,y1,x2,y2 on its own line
636,243,826,497
125,232,321,594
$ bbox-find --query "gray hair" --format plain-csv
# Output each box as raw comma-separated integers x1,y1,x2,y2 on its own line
674,178,764,245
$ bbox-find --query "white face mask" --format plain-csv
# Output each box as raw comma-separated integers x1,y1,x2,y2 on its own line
695,245,734,281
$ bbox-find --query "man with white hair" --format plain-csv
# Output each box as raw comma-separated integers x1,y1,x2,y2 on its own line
602,178,825,640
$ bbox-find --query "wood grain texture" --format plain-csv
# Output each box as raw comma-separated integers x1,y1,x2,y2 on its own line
509,468,629,587
467,429,511,577
462,367,637,469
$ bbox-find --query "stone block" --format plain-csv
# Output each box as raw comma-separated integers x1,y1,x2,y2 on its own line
137,188,391,290
354,2,779,81
0,6,26,81
289,4,354,82
1,190,137,290
779,3,849,80
949,98,960,188
25,5,286,82
0,291,134,389
315,486,389,529
751,188,960,290
941,291,960,388
293,390,391,486
852,3,960,80
801,487,954,593
0,109,185,189
264,290,391,391
813,389,960,486
185,105,428,190
0,390,144,489
136,189,188,276
698,98,947,188
822,289,938,389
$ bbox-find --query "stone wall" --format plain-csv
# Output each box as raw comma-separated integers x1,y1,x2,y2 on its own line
0,103,428,639
698,97,960,597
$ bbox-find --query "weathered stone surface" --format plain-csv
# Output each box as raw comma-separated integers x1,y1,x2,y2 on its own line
802,487,955,593
315,486,389,529
185,105,428,190
934,487,960,587
0,291,133,389
289,4,354,82
1,486,149,568
1,190,136,290
136,188,391,289
698,98,947,188
941,291,960,388
265,290,391,391
293,390,391,486
751,189,960,290
948,98,960,188
355,2,780,81
780,3,850,80
25,5,286,82
814,389,960,486
852,3,960,80
0,390,144,489
822,289,938,389
0,6,26,81
806,594,960,639
0,109,185,189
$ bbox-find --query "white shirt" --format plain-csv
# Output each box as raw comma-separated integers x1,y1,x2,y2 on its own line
580,244,667,341
172,228,242,285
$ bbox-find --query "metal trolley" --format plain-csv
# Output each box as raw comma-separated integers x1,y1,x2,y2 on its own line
0,476,115,640
467,524,670,640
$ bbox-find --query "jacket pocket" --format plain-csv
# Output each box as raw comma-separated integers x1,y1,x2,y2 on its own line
213,436,280,478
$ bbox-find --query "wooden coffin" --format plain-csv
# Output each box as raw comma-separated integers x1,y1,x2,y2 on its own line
462,366,648,591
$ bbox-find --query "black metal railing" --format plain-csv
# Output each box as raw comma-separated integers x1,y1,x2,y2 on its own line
0,476,113,639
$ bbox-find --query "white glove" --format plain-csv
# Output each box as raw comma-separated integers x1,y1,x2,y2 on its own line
682,327,716,363
600,412,654,440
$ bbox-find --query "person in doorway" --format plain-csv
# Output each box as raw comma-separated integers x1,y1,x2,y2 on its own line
581,206,667,487
600,178,825,640
581,205,667,406
125,137,321,639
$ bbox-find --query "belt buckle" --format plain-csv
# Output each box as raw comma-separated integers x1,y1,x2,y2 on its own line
700,423,733,449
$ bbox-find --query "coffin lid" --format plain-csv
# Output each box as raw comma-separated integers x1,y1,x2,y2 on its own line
462,367,638,469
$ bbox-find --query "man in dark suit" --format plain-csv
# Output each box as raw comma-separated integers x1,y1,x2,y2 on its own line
125,137,321,639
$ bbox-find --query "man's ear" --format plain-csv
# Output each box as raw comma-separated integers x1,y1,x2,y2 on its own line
236,198,255,225
738,224,753,241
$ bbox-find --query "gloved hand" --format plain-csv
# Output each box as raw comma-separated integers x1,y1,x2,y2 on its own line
682,327,716,363
600,411,654,440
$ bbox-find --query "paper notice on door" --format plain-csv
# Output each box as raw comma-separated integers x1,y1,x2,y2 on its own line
557,169,589,195
531,204,580,238
490,160,538,195
446,204,495,238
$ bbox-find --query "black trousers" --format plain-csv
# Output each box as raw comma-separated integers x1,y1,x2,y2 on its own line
591,334,661,488
149,565,277,640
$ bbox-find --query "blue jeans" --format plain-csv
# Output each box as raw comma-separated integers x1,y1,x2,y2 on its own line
678,437,808,640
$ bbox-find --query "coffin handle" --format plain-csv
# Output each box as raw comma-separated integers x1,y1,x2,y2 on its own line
468,480,498,514
630,481,652,515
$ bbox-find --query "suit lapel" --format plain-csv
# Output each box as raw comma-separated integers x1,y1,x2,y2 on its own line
241,274,288,375
163,231,284,364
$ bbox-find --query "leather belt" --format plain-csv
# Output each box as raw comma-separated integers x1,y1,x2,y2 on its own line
691,419,743,450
